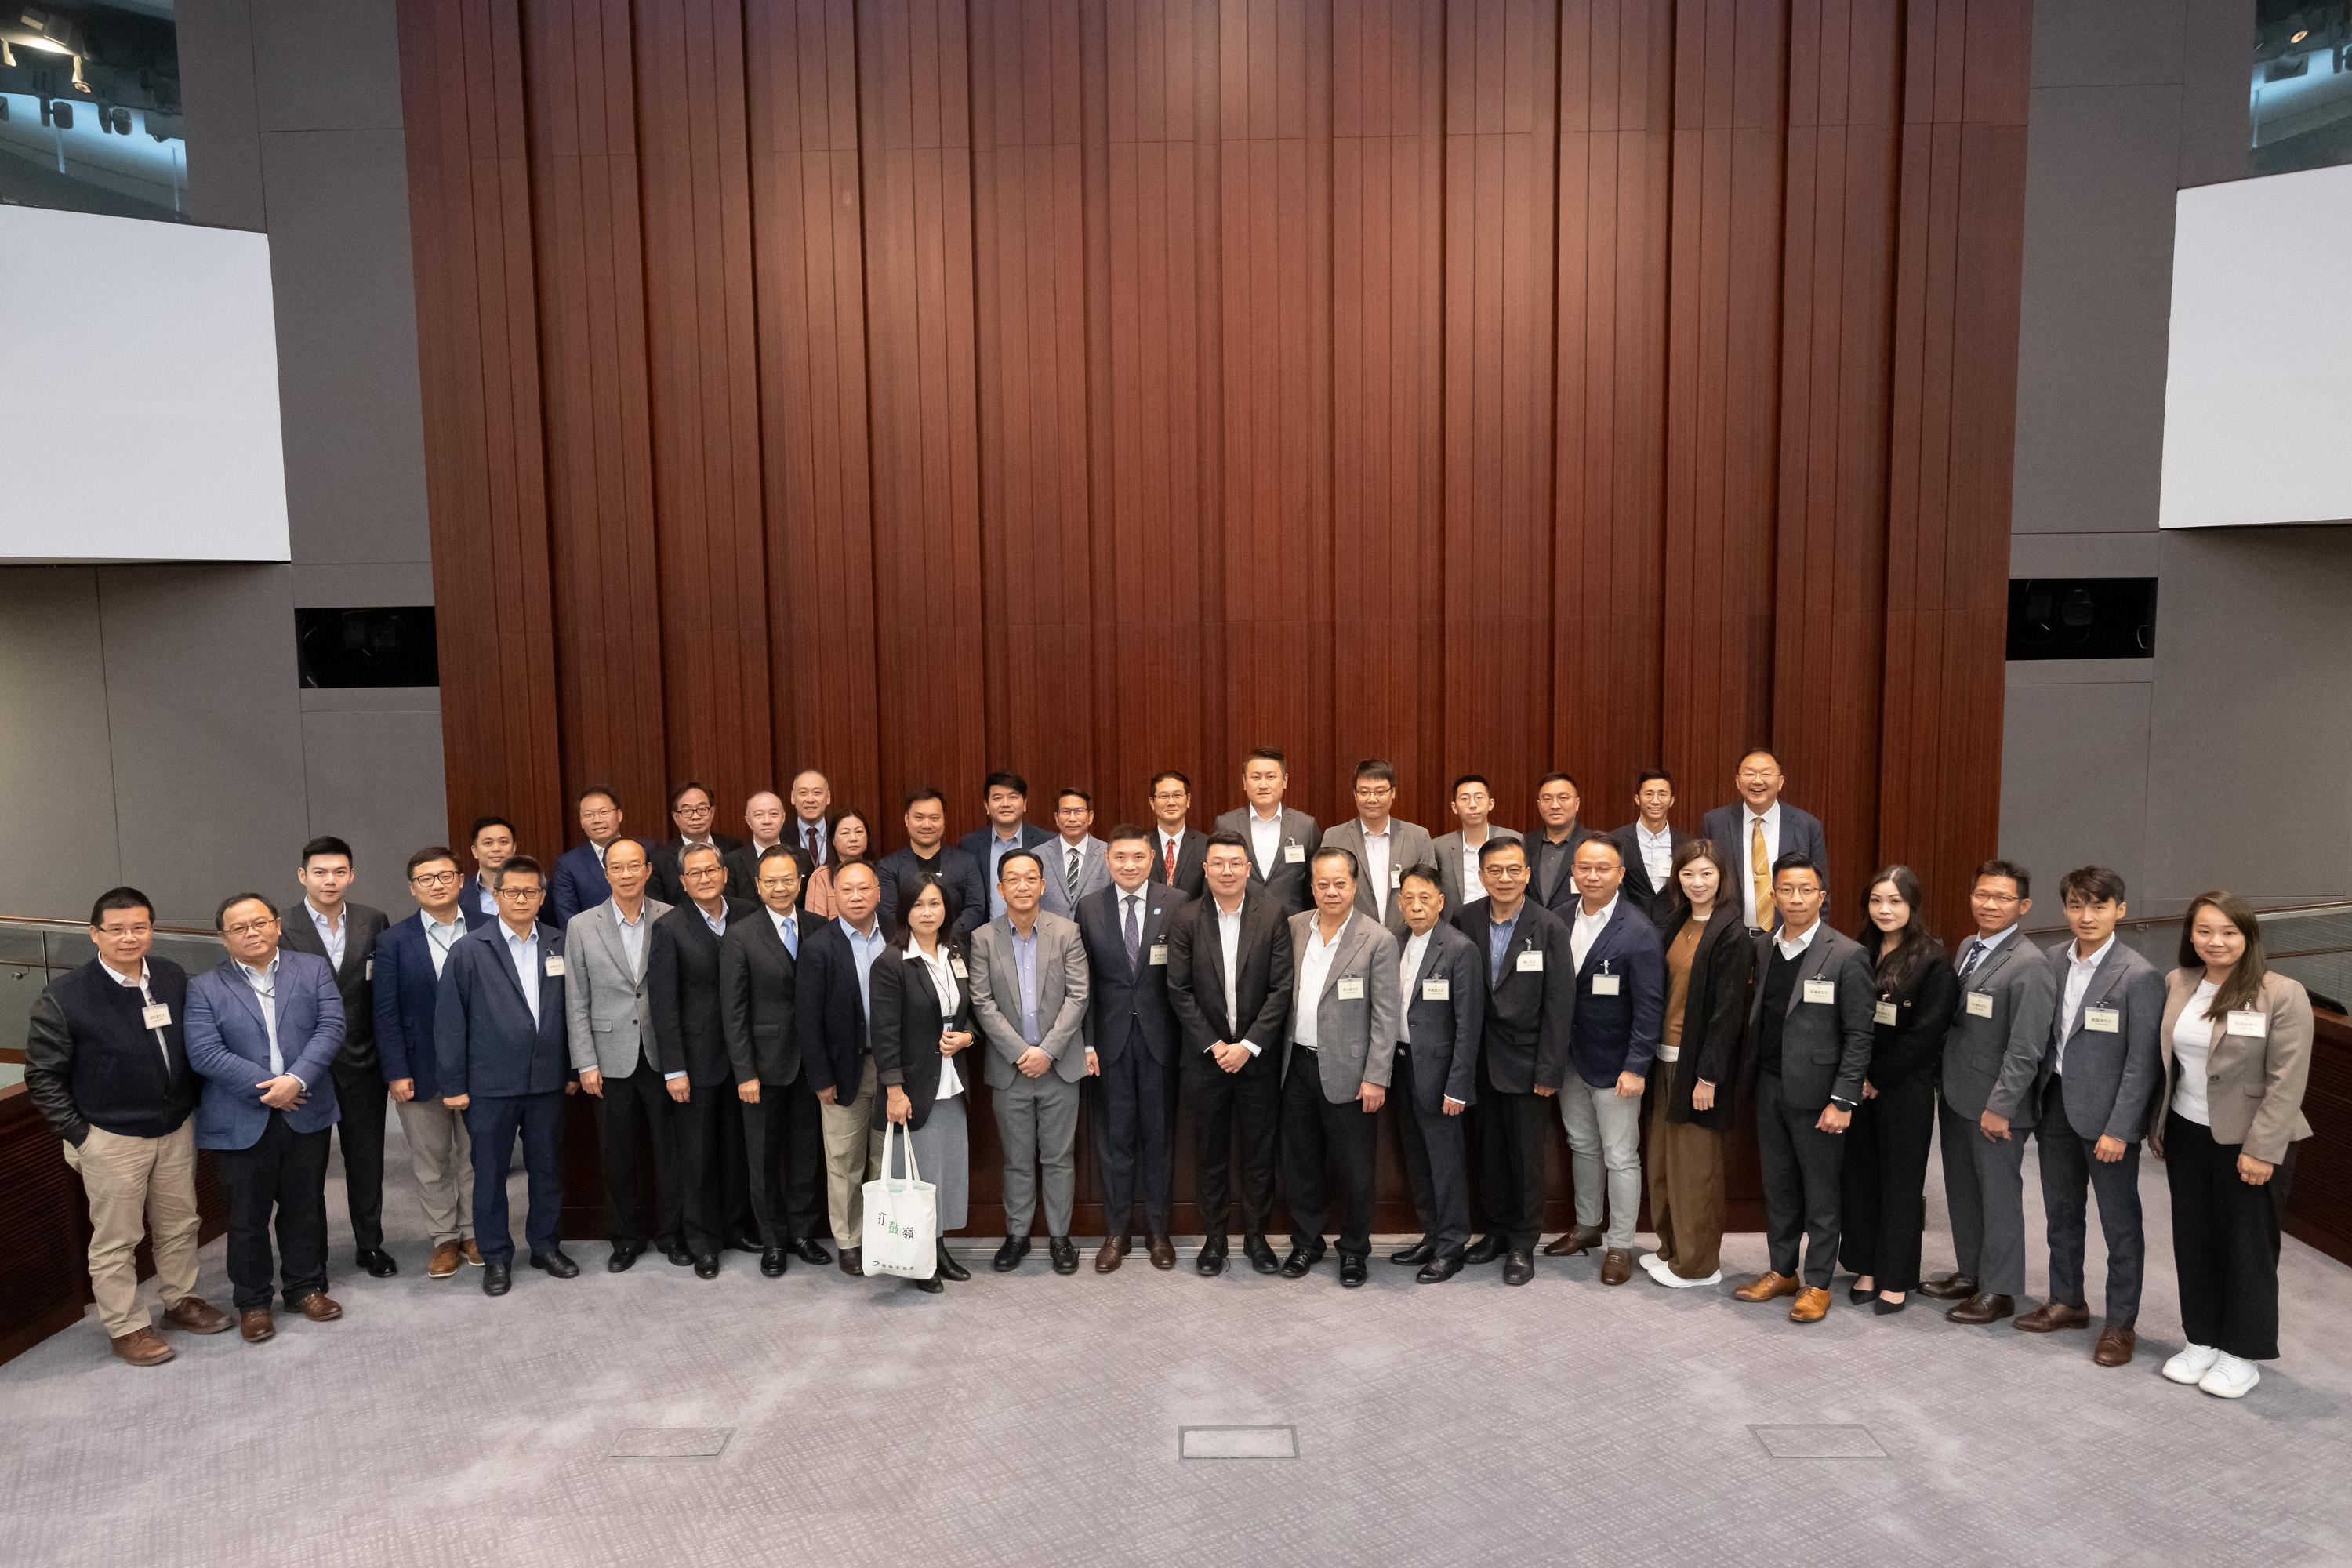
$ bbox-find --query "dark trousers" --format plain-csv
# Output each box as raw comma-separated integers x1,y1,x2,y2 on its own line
676,1082,748,1255
1476,1074,1552,1251
1094,1044,1177,1237
1838,1070,1936,1290
1937,1098,2031,1296
1279,1052,1381,1256
1755,1069,1846,1288
214,1110,332,1310
2165,1111,2292,1360
1392,1047,1469,1254
1181,1044,1280,1242
595,1060,682,1250
466,1091,564,1265
329,1062,388,1252
742,1076,826,1246
2034,1074,2143,1323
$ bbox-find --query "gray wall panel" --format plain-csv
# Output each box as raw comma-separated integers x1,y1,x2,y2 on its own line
176,0,268,230
2001,680,2154,901
250,0,405,133
0,570,123,920
299,706,446,919
2032,0,2186,89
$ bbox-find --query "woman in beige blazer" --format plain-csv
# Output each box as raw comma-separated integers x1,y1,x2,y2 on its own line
2151,891,2314,1399
800,809,874,921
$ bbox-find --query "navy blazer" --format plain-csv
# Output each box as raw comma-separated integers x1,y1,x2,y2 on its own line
1564,897,1668,1087
458,874,556,933
1607,822,1690,929
552,839,652,927
1452,898,1574,1095
875,844,987,940
960,822,1052,916
796,918,879,1099
370,912,458,1099
434,919,571,1098
183,950,345,1151
1400,920,1485,1112
1075,880,1189,1069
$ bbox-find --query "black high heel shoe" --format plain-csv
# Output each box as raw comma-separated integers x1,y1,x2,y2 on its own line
935,1242,971,1283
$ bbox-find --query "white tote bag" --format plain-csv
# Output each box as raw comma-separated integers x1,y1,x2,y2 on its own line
861,1120,938,1279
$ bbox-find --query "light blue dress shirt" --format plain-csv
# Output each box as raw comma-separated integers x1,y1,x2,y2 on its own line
840,917,887,1021
1011,923,1043,1046
238,953,285,1075
503,922,541,1026
770,906,799,960
612,900,648,977
306,900,347,971
1486,909,1521,987
985,830,1028,919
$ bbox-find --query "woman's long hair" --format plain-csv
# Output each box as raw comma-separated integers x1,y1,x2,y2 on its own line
891,869,964,955
2176,890,2270,1016
1664,837,1734,932
828,808,877,866
1865,864,1940,990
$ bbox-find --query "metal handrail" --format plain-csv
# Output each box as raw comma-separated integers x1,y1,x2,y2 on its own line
2023,898,2352,940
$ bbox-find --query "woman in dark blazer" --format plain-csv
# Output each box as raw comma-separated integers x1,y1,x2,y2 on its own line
1642,838,1754,1289
1841,864,1959,1312
869,871,975,1292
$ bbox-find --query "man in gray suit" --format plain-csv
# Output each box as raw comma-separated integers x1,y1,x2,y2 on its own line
1036,787,1110,920
2017,866,2164,1367
1430,773,1520,913
1214,747,1321,914
968,849,1091,1276
1386,865,1484,1283
1922,858,2057,1324
1318,759,1434,936
1278,848,1401,1287
562,838,681,1272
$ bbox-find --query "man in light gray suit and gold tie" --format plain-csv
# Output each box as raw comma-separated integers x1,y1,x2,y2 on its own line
562,838,681,1272
968,849,1092,1276
1279,846,1402,1288
1318,759,1433,937
1036,788,1110,920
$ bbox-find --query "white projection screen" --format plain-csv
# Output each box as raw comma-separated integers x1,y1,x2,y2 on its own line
2159,161,2352,530
1,205,290,561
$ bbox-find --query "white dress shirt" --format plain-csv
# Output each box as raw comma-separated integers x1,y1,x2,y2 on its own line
767,906,800,960
1062,837,1088,890
2056,933,2115,1073
1571,895,1618,973
103,959,172,1070
1248,809,1283,880
423,912,465,978
1397,928,1432,1043
1357,822,1393,920
238,953,286,1074
1635,822,1674,889
913,942,964,1099
1213,898,1257,1055
502,923,541,1026
1293,917,1346,1051
1459,832,1487,899
612,899,649,976
1773,916,1822,964
1160,829,1185,877
306,900,347,971
1739,801,1784,927
2171,976,2219,1126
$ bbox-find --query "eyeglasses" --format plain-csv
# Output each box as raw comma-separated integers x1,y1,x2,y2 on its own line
1483,865,1529,879
411,870,460,887
497,886,544,900
1972,891,2021,904
223,918,279,938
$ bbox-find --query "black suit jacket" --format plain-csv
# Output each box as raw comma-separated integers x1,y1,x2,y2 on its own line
1453,898,1574,1095
649,834,748,908
874,844,987,940
719,906,822,1085
1660,910,1755,1130
1400,921,1485,1112
1748,923,1875,1112
1076,881,1189,1069
795,918,875,1099
1529,823,1602,916
722,841,808,908
648,898,754,1086
1211,807,1321,914
1607,822,1690,929
869,940,975,1131
1166,888,1293,1060
1148,827,1208,898
278,898,390,1073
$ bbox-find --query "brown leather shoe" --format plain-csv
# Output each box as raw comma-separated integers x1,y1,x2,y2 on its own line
1542,1225,1604,1257
459,1239,485,1267
161,1295,232,1335
1946,1292,2014,1325
427,1240,461,1279
1789,1286,1832,1323
1599,1248,1635,1287
2092,1324,2136,1367
292,1292,343,1323
2014,1300,2092,1334
1918,1272,1977,1301
110,1327,175,1366
1733,1270,1802,1302
1147,1234,1176,1270
1094,1237,1126,1274
239,1308,276,1343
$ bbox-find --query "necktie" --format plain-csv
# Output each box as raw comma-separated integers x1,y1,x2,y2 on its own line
1123,894,1141,971
1750,816,1774,931
1163,837,1178,885
1066,846,1082,903
804,822,824,865
1958,941,1985,981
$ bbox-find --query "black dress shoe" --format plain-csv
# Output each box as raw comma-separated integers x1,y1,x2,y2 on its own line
1463,1234,1507,1266
1196,1238,1229,1277
1280,1242,1326,1279
356,1247,399,1279
790,1237,833,1266
664,1243,694,1268
760,1247,788,1277
993,1236,1032,1272
908,1275,944,1294
1502,1249,1536,1287
607,1242,644,1274
1048,1236,1080,1276
1847,1283,1875,1305
1389,1239,1436,1267
1417,1253,1465,1284
1872,1295,1908,1316
693,1254,720,1279
1339,1254,1367,1289
728,1233,765,1255
935,1243,971,1283
530,1249,580,1279
1245,1235,1280,1275
837,1247,862,1276
482,1261,512,1297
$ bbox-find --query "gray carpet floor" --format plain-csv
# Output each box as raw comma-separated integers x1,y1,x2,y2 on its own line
1,1117,2347,1568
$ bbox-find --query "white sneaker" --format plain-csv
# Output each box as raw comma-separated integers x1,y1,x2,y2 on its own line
1653,1266,1722,1290
1638,1251,1667,1276
2198,1352,2261,1399
2163,1344,2220,1385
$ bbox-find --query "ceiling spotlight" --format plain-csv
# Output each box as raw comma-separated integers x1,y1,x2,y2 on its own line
71,54,90,93
2291,28,2309,43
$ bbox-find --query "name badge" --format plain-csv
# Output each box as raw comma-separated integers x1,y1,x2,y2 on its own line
142,1003,172,1029
1965,990,1994,1018
1592,974,1621,996
2084,1005,2119,1034
1874,1000,1899,1025
1390,866,1403,888
365,958,374,981
1283,842,1306,865
949,956,969,978
544,956,566,976
1336,977,1365,1001
1802,978,1835,1004
1422,978,1450,1001
1149,943,1168,966
2226,1008,2266,1038
1515,950,1544,973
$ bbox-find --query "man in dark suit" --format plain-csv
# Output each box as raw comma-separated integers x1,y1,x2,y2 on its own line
722,789,794,897
1430,773,1521,913
435,855,579,1297
278,835,395,1278
648,845,758,1276
1700,749,1830,933
960,769,1053,919
877,786,987,938
551,784,645,926
1543,837,1666,1283
373,847,480,1278
649,781,746,906
1731,854,1873,1323
1386,866,1483,1283
1166,830,1293,1276
1609,770,1689,930
185,894,347,1341
789,769,835,868
720,847,833,1276
1454,839,1575,1286
2018,865,2164,1367
1147,769,1207,895
797,859,890,1276
458,815,520,930
25,887,229,1364
1528,772,1601,918
1214,747,1320,915
1076,825,1189,1272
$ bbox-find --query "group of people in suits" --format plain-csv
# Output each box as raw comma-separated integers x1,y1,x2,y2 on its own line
23,751,2316,1402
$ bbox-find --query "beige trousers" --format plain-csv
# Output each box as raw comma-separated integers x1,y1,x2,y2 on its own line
819,1058,884,1245
393,1095,475,1242
61,1122,202,1338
